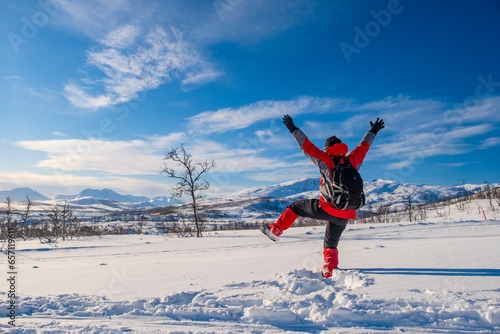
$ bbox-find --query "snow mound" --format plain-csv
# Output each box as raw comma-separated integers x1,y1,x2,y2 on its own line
243,269,374,327
10,268,498,332
277,268,372,295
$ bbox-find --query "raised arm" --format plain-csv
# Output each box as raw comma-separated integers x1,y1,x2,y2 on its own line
348,118,384,170
283,115,334,174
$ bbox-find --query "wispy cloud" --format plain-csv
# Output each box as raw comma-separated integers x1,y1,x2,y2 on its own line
29,94,500,175
64,82,114,109
52,0,316,110
386,160,413,170
0,171,174,198
186,138,317,185
99,24,140,48
248,168,316,183
442,162,469,167
51,131,67,137
187,96,352,134
15,131,300,185
50,0,316,45
65,25,221,109
479,137,500,149
192,0,317,45
16,132,185,174
181,69,223,91
231,94,500,172
357,96,500,169
0,75,23,81
49,0,139,40
185,94,500,176
188,138,292,174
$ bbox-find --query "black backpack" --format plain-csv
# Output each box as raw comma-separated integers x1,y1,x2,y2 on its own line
322,155,365,210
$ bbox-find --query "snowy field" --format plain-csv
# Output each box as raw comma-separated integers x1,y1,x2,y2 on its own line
2,217,500,333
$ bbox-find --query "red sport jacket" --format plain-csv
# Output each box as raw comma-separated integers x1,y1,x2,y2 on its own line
291,128,376,219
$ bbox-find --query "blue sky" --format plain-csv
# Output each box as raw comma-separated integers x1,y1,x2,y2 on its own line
1,0,500,198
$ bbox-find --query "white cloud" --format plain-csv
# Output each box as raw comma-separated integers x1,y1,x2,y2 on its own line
147,133,187,150
65,26,221,109
386,160,413,170
442,162,467,167
0,171,174,199
16,132,185,175
479,137,500,149
443,124,494,142
255,129,274,141
10,132,305,197
100,24,141,48
248,169,315,183
362,98,500,170
374,124,492,170
49,0,138,40
187,139,290,174
52,1,318,110
0,75,23,81
64,82,113,109
51,131,67,137
454,96,500,123
181,69,223,91
187,96,351,134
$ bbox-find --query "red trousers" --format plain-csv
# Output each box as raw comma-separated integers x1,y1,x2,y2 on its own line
275,199,348,249
275,199,347,268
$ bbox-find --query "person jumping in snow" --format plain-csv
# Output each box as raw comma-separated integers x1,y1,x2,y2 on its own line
261,115,385,278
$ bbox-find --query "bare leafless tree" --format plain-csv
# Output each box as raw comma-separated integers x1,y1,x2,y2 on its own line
45,204,61,243
376,202,392,223
60,201,73,241
1,197,14,249
162,145,216,237
404,188,417,222
483,182,494,210
19,196,32,239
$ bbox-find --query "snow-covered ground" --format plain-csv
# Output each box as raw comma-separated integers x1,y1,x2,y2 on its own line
2,212,500,333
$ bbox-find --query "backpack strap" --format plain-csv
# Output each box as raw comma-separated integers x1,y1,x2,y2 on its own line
322,173,345,205
338,154,352,166
330,155,345,190
331,155,341,165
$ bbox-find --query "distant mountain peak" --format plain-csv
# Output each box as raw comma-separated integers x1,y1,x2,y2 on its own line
230,178,319,199
0,187,50,202
78,188,120,198
74,188,149,203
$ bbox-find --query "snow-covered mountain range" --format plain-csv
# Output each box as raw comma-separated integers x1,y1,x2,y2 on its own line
0,187,181,209
201,178,497,221
228,178,491,206
0,179,495,214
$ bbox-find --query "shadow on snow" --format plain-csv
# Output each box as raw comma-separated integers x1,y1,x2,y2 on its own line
358,268,500,277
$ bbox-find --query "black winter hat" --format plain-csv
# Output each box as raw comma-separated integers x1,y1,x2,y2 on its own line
324,135,342,150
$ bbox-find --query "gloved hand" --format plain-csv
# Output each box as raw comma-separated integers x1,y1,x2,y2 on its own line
282,114,298,133
370,118,385,134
